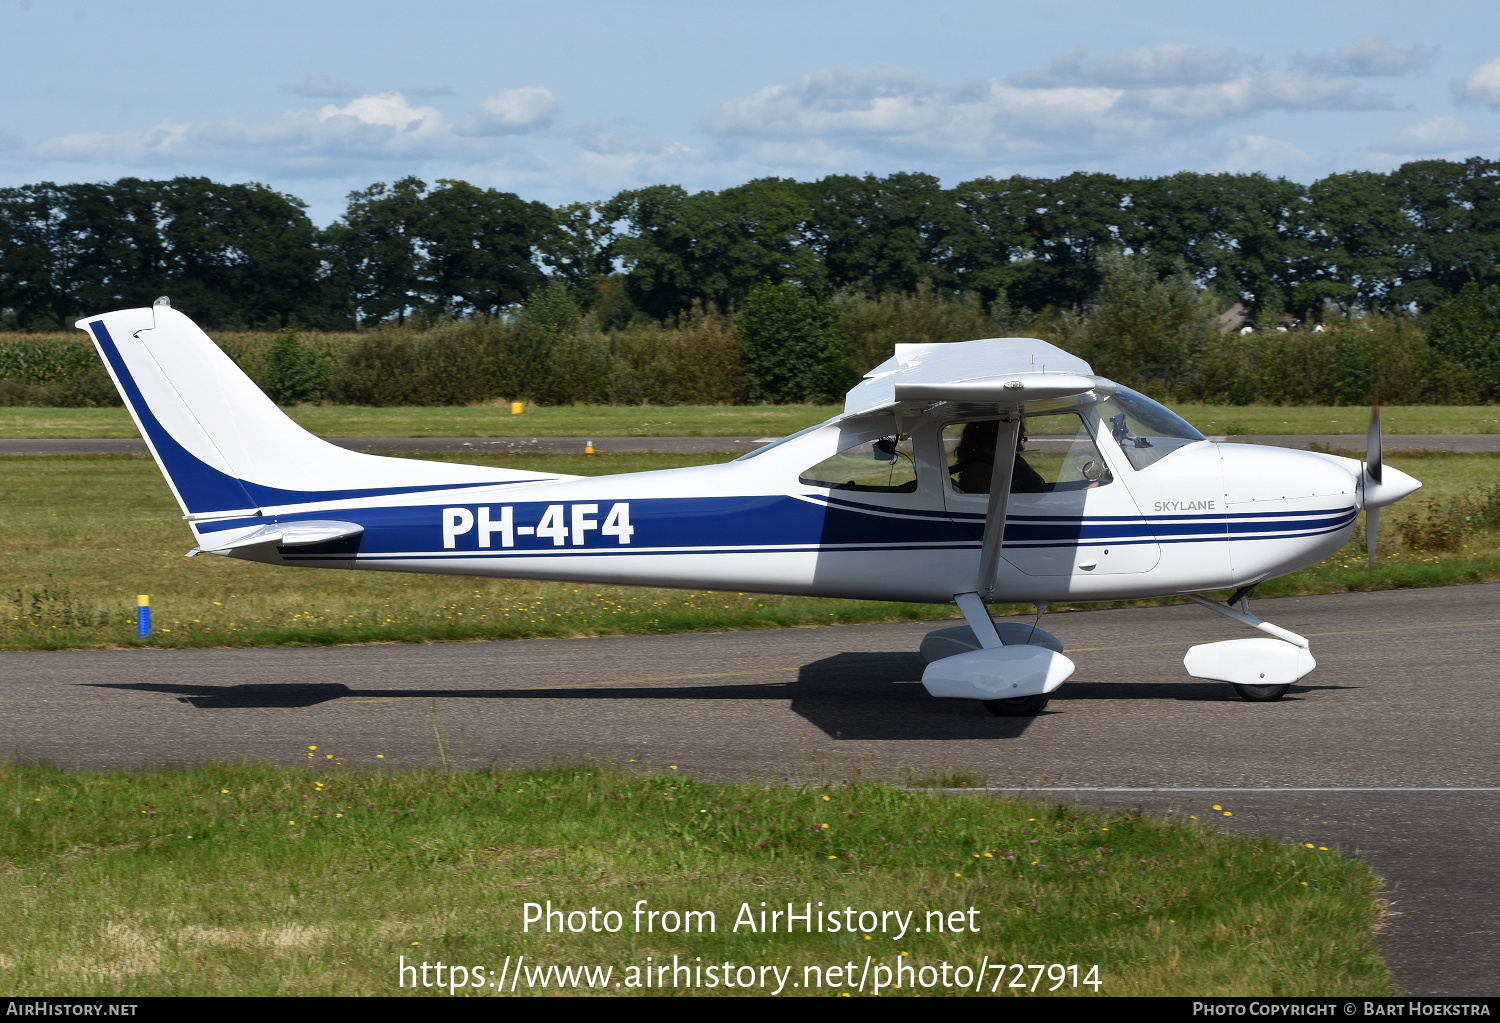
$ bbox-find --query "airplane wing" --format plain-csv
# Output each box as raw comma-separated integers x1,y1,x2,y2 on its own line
843,337,1095,415
842,337,1098,598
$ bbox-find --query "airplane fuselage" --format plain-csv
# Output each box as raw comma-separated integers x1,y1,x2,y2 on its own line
206,407,1365,605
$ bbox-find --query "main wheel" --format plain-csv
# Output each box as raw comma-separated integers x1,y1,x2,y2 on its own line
983,695,1050,717
1231,682,1290,702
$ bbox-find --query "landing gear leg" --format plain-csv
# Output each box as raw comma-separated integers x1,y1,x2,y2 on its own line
957,594,1051,715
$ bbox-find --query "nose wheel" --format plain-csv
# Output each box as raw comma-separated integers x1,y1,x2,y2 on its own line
1231,682,1290,702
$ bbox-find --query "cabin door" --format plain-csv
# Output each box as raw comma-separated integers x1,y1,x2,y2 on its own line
941,412,1160,576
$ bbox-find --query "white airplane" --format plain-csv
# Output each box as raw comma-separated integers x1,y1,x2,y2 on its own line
77,299,1421,716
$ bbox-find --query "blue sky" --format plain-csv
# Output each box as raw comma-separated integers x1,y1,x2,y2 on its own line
3,0,1498,223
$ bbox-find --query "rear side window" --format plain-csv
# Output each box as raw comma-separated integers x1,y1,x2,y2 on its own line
800,434,917,492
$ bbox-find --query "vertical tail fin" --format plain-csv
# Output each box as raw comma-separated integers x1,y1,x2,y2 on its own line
77,304,565,518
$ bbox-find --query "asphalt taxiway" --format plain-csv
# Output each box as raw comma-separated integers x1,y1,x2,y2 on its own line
3,584,1497,994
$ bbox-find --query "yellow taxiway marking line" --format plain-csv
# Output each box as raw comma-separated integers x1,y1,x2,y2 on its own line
1068,619,1500,654
347,620,1499,699
347,666,807,700
516,666,805,692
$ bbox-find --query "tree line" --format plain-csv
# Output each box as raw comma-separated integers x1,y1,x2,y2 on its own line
7,261,1499,409
2,160,1499,333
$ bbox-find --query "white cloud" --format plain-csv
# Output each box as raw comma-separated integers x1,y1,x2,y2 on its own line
1456,57,1500,106
704,58,1393,164
1392,115,1477,150
33,92,487,173
1293,36,1433,77
1014,44,1239,87
1216,134,1312,174
1358,115,1493,167
315,92,448,136
462,87,559,135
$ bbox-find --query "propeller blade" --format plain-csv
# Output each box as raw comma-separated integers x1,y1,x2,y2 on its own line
1366,396,1382,486
1367,506,1379,569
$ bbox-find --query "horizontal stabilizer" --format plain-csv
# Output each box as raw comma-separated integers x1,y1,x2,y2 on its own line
187,520,363,557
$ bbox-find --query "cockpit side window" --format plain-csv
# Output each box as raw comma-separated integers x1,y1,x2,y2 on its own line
799,433,918,493
943,413,1112,495
1096,385,1205,471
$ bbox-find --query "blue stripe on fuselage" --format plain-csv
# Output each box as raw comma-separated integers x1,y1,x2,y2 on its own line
219,495,1356,560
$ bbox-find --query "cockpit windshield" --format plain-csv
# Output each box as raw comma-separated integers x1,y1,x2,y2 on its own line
1095,385,1205,471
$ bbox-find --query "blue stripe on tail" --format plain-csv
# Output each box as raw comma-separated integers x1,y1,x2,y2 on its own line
88,320,528,516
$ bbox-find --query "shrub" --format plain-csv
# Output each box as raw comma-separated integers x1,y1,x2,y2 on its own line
835,282,1018,375
544,322,609,405
323,327,422,405
606,322,676,405
262,328,331,404
498,280,580,402
1068,252,1215,398
740,282,846,404
1426,283,1500,401
670,302,744,404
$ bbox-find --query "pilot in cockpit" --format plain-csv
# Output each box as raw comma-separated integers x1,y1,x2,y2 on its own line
950,420,1049,494
950,419,1104,495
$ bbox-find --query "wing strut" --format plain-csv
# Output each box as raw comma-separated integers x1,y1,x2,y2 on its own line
951,414,1021,646
976,415,1020,600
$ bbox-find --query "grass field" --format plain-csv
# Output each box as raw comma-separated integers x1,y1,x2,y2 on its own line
2,403,1498,439
0,452,950,651
0,405,835,439
0,763,1394,996
2,449,1497,652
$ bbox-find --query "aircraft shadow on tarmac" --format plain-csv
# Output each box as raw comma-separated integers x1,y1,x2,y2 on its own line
83,652,1355,741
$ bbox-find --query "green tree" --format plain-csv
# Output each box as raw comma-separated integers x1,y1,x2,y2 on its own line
801,172,962,295
328,177,428,326
739,281,844,403
540,201,616,291
1129,172,1314,322
0,181,171,329
417,179,551,318
157,177,323,329
1383,158,1500,309
950,172,1129,311
1305,170,1406,311
604,178,819,320
1073,251,1213,396
0,184,80,329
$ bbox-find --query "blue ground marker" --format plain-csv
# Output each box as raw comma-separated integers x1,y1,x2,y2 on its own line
137,594,150,637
